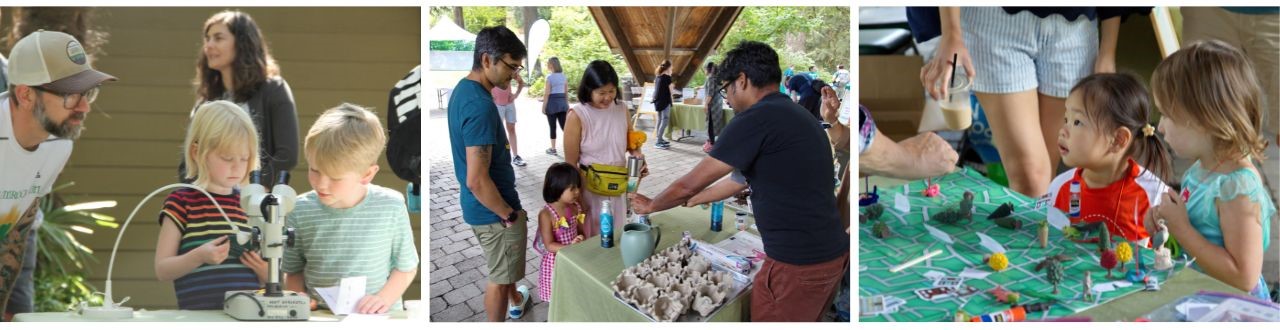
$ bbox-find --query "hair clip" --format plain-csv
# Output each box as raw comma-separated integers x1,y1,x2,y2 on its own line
1142,124,1156,137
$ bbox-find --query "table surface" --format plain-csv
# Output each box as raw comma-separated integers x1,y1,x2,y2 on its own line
859,171,1247,322
14,303,415,322
548,207,757,322
667,104,735,139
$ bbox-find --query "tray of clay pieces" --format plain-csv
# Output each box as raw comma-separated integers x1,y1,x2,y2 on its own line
611,242,749,322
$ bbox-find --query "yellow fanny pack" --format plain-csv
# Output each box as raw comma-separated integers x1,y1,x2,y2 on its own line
581,163,628,196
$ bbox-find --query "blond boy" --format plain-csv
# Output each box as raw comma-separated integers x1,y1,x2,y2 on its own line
283,103,418,314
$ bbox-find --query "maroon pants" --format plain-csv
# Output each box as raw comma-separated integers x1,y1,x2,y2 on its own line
751,251,850,322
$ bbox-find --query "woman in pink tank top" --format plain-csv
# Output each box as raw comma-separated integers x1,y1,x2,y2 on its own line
564,60,647,236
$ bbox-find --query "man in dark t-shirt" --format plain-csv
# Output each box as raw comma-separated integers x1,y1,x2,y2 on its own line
631,41,849,322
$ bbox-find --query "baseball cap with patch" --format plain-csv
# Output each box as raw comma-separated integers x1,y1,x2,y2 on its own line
7,30,117,94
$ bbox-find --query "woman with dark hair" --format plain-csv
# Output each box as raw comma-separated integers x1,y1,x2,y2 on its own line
652,59,675,149
540,57,569,155
702,61,725,153
564,60,646,237
187,10,298,185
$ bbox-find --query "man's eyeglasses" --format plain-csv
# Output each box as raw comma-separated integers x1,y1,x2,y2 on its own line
499,59,524,72
33,86,99,108
717,80,734,98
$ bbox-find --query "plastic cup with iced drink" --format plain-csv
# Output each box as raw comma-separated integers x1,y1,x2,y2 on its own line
938,74,972,130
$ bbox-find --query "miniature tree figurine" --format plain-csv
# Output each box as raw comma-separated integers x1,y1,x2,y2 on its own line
932,191,976,225
986,252,1009,272
1115,242,1133,272
1035,254,1071,294
862,203,885,224
1100,249,1118,278
988,202,1015,220
872,220,891,239
1098,225,1112,253
1038,220,1049,249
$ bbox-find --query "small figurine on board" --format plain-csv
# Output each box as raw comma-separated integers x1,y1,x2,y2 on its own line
859,184,880,207
932,191,975,225
1153,247,1173,271
1083,271,1096,302
923,179,941,197
988,286,1020,305
1035,254,1071,294
1115,242,1133,272
1100,249,1118,278
1038,220,1049,248
1152,219,1169,251
985,252,1009,272
992,217,1022,230
988,202,1015,220
872,220,891,239
862,203,885,224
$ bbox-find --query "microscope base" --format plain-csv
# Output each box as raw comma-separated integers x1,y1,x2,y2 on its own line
224,290,311,321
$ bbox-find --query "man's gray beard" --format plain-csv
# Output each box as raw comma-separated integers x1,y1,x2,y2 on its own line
33,98,83,140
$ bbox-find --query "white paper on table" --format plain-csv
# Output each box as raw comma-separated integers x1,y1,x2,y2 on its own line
959,267,991,279
1091,282,1116,294
975,232,1006,254
922,270,946,280
1046,208,1069,230
923,223,953,244
894,194,910,214
317,276,368,315
342,313,391,322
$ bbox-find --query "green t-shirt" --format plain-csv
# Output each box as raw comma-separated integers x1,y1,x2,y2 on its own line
282,184,419,310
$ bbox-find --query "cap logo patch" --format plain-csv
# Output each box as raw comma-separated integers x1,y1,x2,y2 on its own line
66,41,87,65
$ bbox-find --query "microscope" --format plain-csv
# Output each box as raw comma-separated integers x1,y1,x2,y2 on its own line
223,171,310,321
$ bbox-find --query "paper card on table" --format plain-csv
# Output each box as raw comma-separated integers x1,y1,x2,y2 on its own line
317,276,368,315
342,313,391,322
1046,208,1069,230
923,223,953,244
922,270,946,280
894,194,910,214
959,267,991,279
975,232,1006,254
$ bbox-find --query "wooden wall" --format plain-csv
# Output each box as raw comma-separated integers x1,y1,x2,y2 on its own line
2,7,420,310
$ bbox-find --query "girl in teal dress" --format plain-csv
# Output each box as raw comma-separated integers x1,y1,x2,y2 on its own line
1149,40,1275,300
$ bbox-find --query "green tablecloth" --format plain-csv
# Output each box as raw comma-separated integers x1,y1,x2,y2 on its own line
1071,269,1245,321
13,305,413,322
860,172,1248,321
668,104,735,140
548,207,755,322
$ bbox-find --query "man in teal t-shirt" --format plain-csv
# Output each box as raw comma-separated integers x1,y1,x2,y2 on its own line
445,25,532,322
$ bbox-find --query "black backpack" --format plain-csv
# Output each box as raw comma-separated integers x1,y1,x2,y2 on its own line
386,66,421,194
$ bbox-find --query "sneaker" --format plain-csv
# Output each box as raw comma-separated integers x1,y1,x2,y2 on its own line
656,143,670,150
545,148,558,155
512,156,527,167
508,285,531,319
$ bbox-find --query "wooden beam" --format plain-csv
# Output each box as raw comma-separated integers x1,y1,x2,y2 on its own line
675,7,742,89
594,7,646,83
663,7,677,63
625,48,696,55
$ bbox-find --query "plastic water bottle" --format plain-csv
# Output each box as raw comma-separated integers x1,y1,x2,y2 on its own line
1069,181,1081,219
710,201,724,232
601,200,614,248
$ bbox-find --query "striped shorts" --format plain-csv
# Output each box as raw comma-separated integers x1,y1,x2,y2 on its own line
962,7,1098,98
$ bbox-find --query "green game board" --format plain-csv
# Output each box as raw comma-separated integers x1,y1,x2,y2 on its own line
858,168,1187,322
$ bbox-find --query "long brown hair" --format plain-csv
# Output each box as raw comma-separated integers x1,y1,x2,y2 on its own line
1151,40,1268,163
6,8,106,59
1070,72,1172,182
195,10,280,103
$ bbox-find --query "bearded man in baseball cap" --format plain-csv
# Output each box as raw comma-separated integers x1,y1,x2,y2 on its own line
1,30,115,320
